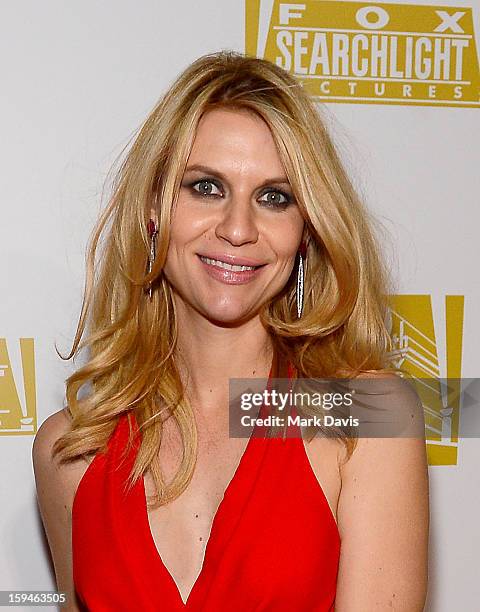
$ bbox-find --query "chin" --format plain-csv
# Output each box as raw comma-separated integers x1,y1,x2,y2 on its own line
200,302,259,325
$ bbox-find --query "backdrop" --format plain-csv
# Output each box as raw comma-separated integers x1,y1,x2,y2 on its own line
1,1,478,610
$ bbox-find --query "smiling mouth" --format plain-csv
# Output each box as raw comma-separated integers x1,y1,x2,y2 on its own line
197,255,266,272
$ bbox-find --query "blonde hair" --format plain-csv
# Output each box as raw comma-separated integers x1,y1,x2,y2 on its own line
53,50,399,508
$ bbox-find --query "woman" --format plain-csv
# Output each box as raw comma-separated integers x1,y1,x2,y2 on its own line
32,50,429,611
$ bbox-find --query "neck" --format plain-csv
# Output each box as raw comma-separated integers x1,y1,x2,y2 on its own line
172,303,275,418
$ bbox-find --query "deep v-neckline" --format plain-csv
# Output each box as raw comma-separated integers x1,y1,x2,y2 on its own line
137,355,285,607
141,424,259,606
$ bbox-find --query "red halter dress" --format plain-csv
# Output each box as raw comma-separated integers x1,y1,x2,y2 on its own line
72,360,341,611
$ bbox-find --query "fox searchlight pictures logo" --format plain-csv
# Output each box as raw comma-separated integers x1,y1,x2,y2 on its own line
246,0,480,108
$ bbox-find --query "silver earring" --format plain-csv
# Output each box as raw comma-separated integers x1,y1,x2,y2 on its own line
146,219,158,300
296,242,306,319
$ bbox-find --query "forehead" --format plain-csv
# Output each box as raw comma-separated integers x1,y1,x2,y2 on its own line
187,107,285,172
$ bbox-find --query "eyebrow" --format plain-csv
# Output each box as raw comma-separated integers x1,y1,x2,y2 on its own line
184,164,291,188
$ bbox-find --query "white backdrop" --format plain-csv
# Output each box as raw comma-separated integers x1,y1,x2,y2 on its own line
1,1,478,610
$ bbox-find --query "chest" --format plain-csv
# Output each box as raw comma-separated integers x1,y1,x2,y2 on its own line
143,428,341,604
72,413,342,610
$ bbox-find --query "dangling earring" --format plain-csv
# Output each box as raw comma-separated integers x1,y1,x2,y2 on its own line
296,241,307,319
146,218,158,300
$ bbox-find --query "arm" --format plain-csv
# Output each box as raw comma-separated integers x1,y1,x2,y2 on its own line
334,382,430,610
32,410,84,612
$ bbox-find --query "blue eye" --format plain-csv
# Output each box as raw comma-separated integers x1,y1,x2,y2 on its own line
191,179,222,197
259,190,291,209
186,177,293,210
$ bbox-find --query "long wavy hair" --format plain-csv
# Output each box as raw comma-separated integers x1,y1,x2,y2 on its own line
53,50,400,508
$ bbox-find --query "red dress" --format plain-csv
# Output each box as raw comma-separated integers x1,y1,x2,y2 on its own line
72,360,341,611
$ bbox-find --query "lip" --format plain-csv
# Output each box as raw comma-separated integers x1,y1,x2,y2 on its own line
196,252,266,267
196,253,267,285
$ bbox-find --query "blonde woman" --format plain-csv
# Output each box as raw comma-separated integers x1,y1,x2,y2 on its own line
33,51,429,611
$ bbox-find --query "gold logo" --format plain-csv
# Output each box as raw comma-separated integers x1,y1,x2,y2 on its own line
388,296,464,465
0,338,36,434
245,0,480,107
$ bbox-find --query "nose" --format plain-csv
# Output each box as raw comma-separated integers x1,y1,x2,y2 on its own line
214,194,259,247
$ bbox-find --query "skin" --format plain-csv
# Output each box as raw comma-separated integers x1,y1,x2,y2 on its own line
32,108,429,610
152,107,306,412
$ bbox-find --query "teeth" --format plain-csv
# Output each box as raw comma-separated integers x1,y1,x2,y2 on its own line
200,256,258,272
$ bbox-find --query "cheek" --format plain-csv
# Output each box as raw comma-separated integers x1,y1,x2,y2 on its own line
166,206,205,256
270,216,304,260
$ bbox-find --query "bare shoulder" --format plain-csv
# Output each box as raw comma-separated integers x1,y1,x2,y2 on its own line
337,370,425,468
32,409,87,611
338,369,428,479
334,371,429,610
32,408,72,468
33,407,93,517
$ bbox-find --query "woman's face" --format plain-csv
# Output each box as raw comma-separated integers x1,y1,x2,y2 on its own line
155,107,305,325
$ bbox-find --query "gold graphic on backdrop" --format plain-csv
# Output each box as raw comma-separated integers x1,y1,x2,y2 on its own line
245,0,480,108
0,338,36,434
388,296,464,465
